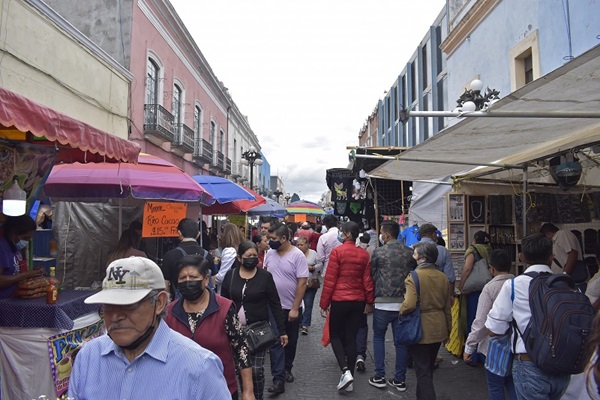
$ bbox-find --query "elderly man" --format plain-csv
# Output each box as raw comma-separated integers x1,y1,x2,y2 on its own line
68,257,230,400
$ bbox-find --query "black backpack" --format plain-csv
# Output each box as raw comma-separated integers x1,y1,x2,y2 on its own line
515,272,595,375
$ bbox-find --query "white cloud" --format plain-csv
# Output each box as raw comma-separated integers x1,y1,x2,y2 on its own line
169,0,446,202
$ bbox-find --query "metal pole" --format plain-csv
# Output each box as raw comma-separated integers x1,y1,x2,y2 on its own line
354,153,523,170
522,166,528,239
249,162,253,190
407,110,600,119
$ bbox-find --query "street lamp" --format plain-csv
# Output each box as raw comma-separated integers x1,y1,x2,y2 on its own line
284,193,291,205
455,79,500,112
273,189,283,204
240,146,263,190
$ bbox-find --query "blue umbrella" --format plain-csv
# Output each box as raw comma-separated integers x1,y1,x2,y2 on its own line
247,198,287,218
192,175,256,204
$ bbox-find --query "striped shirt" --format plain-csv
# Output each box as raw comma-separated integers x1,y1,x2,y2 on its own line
68,320,230,399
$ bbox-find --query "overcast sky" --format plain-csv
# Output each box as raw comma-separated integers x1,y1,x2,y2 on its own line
169,0,446,203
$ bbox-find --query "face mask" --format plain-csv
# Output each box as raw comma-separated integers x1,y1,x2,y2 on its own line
269,240,282,250
379,234,385,245
16,240,28,250
242,257,259,270
113,301,157,351
337,232,344,243
178,280,204,301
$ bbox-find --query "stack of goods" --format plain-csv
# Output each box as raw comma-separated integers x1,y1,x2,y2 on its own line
16,277,56,299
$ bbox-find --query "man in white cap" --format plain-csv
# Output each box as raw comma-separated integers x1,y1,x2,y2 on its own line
67,257,230,400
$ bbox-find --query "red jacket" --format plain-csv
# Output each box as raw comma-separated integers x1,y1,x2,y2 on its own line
320,241,375,308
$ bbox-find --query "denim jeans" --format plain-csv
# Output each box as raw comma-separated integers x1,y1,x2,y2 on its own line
301,287,318,327
512,360,570,400
373,309,407,381
466,291,482,364
270,308,303,382
356,313,368,358
485,368,517,400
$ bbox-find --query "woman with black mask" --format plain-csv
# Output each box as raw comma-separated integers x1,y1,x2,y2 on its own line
222,241,288,400
165,255,254,400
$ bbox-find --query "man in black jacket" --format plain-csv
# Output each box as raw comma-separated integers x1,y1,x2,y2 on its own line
161,218,212,298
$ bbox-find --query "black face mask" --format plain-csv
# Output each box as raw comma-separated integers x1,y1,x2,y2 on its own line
178,280,204,301
110,302,157,351
241,257,259,270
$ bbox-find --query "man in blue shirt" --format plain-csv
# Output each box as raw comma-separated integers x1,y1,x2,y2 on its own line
418,224,455,297
68,256,230,400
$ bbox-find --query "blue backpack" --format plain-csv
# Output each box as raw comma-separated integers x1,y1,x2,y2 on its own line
514,272,595,375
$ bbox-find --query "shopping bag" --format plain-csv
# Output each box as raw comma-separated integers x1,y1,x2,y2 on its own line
445,296,465,356
321,312,330,347
485,333,513,377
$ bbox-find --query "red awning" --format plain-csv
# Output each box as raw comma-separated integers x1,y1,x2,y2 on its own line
0,87,140,163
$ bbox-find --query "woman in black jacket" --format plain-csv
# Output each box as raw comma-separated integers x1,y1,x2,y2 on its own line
222,241,287,400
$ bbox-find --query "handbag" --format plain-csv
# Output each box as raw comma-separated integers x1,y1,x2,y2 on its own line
554,258,589,284
244,320,279,353
307,275,321,289
394,271,423,346
485,334,513,376
462,246,492,292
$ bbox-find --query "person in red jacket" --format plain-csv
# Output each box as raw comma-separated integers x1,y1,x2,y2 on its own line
164,255,255,400
320,221,375,393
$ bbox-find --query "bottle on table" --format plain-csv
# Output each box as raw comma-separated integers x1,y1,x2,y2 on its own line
46,279,58,304
49,266,56,278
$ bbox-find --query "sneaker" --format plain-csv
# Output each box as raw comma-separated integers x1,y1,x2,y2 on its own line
337,370,354,391
368,376,386,388
300,326,308,335
345,383,354,392
388,379,407,392
355,355,366,372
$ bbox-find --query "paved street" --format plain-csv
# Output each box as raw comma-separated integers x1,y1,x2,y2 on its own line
263,293,489,400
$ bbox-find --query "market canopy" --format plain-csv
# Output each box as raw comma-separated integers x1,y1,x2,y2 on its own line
247,197,287,217
201,186,266,215
0,87,140,163
44,153,214,204
286,200,326,216
369,44,600,185
191,175,256,203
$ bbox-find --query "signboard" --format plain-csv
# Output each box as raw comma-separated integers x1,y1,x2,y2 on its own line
229,215,247,239
47,319,105,397
142,202,188,237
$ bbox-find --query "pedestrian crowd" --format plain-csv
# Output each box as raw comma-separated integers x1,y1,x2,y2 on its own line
61,215,600,400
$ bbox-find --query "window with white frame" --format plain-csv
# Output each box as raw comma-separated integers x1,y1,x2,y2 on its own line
172,84,182,125
146,60,159,105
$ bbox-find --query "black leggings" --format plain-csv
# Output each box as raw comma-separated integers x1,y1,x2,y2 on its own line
329,301,365,376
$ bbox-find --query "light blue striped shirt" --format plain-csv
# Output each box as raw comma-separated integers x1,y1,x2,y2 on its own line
68,320,230,399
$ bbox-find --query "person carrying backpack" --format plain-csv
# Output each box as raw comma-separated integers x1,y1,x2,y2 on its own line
485,233,595,400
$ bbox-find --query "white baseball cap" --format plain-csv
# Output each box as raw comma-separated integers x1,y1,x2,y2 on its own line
85,257,166,305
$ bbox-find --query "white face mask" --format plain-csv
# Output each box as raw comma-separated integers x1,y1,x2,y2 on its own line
379,234,385,245
16,240,28,250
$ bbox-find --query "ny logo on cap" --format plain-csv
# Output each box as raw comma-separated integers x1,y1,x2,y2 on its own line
107,266,130,285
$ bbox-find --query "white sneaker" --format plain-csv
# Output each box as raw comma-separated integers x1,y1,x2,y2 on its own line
345,383,354,392
337,370,354,391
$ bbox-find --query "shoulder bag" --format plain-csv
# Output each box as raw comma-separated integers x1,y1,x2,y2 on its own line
394,270,423,346
485,278,516,376
462,246,493,292
229,268,279,353
553,258,589,284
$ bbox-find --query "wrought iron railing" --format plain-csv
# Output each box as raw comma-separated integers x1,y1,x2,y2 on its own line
144,104,175,141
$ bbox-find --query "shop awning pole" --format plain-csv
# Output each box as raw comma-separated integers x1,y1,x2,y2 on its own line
354,154,523,170
407,110,600,119
522,167,528,239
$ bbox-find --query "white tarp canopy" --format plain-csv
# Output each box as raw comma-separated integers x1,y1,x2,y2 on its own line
369,44,600,186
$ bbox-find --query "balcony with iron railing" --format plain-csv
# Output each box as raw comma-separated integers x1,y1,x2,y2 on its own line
216,151,225,171
173,124,195,153
230,162,243,177
144,104,175,142
193,139,213,165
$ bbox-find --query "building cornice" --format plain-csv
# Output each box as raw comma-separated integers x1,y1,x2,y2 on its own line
440,0,502,57
26,0,133,80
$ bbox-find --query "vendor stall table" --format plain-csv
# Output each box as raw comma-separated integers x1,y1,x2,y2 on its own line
0,290,101,400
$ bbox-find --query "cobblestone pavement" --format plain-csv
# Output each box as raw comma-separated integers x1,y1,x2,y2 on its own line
263,292,489,400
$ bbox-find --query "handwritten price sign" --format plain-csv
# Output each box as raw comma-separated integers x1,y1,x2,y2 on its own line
142,202,188,237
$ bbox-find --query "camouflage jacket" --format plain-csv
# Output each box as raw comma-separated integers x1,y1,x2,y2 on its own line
370,239,417,302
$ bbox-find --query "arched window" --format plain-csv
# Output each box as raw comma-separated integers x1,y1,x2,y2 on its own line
172,84,182,124
146,60,159,105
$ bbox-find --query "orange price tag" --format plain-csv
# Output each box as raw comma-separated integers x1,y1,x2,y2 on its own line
142,202,188,238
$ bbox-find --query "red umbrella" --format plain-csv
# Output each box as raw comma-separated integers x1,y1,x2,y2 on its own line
201,186,266,214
